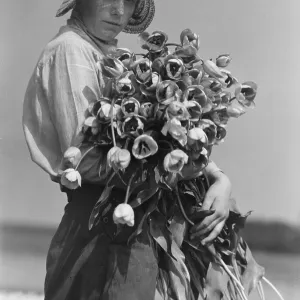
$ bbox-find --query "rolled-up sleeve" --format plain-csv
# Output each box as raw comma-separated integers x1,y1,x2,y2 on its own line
23,38,108,183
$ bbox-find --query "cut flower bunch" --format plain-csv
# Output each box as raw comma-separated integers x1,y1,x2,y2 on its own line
59,29,284,300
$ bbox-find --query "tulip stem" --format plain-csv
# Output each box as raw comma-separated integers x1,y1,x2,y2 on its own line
175,187,194,226
124,173,136,204
110,98,117,147
75,145,96,171
124,137,131,150
262,277,285,300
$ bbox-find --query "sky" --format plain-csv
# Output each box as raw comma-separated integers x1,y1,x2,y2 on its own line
0,0,300,227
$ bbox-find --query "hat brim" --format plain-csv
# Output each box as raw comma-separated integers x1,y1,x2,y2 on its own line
56,0,155,34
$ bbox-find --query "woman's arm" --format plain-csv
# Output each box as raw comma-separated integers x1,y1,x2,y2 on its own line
189,160,232,245
23,39,108,185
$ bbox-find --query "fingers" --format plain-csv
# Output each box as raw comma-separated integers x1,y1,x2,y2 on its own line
201,221,225,245
190,216,219,240
189,210,220,234
201,186,218,210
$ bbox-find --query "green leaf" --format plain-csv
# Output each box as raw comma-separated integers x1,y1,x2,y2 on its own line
241,243,265,295
127,193,160,245
163,243,194,300
169,206,188,247
149,210,176,260
130,187,159,208
184,249,206,299
88,184,114,230
205,262,230,300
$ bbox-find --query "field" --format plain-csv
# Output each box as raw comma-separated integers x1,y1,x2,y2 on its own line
0,225,299,299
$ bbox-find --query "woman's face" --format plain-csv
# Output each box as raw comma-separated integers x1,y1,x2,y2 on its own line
81,0,137,41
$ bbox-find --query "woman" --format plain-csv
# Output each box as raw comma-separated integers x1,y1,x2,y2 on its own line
23,0,232,299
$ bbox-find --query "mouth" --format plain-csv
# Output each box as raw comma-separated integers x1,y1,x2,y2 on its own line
103,20,121,27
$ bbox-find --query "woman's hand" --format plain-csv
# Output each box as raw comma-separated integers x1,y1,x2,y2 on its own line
189,168,232,246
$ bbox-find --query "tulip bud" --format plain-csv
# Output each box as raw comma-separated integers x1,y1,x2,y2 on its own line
63,147,82,168
203,60,225,80
100,57,125,78
163,150,189,173
216,54,232,68
139,31,168,52
115,72,133,95
166,101,190,121
113,203,135,227
61,168,82,190
187,128,208,151
98,102,121,123
139,102,154,118
107,146,131,171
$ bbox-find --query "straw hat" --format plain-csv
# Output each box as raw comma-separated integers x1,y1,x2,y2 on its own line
56,0,155,34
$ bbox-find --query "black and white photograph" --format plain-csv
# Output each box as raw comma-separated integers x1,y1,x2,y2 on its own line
0,0,299,299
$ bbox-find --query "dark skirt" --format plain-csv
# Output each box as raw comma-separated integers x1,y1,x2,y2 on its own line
44,185,159,300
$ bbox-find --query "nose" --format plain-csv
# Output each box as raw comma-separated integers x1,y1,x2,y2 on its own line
111,0,124,16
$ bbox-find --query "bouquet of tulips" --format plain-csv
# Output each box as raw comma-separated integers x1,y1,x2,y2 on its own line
59,29,284,300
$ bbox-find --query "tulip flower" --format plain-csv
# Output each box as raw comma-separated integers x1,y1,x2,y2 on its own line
174,45,198,65
187,127,208,151
209,106,230,127
111,47,136,69
122,116,144,136
107,146,131,171
161,118,187,146
182,85,207,109
151,57,165,74
139,102,155,118
121,97,140,116
226,100,246,118
100,57,125,78
140,72,160,96
165,55,185,81
203,60,225,82
138,31,168,52
215,126,227,144
198,119,218,145
187,68,204,85
113,203,135,227
98,102,121,123
115,71,134,95
184,100,202,122
83,116,101,135
166,101,190,121
132,134,158,159
163,149,189,173
62,147,82,168
182,147,209,175
235,81,258,107
156,80,182,104
61,168,82,190
180,29,200,50
221,69,238,88
220,92,232,105
88,100,102,117
216,54,232,68
132,58,152,84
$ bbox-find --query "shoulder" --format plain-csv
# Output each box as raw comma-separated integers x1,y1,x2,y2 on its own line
38,25,102,67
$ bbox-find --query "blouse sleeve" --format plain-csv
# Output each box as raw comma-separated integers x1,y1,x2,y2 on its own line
23,39,108,184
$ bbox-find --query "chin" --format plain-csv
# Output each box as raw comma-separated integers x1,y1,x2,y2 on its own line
97,28,119,41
